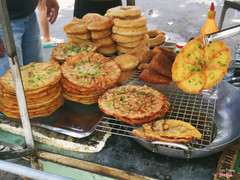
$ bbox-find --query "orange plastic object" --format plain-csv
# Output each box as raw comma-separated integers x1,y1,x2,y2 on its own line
201,2,219,35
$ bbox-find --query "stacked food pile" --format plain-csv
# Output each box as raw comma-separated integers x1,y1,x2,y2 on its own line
0,62,62,119
64,14,116,55
138,46,177,84
50,42,97,64
106,6,149,54
98,84,170,124
172,36,231,94
64,17,92,42
61,52,121,104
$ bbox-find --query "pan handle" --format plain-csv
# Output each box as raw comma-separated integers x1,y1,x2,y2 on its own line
151,141,190,151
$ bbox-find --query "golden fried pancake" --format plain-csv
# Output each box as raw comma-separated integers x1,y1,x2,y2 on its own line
51,42,97,62
132,119,202,142
61,52,121,90
172,36,231,94
0,62,61,93
98,84,170,124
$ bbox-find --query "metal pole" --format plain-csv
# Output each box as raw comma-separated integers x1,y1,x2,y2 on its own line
0,0,35,149
0,160,73,180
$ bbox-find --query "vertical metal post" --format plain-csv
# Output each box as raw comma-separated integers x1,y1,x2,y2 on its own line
127,0,135,6
0,0,35,149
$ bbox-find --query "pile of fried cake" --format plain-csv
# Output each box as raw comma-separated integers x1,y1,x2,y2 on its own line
106,6,149,54
63,6,166,56
61,52,121,104
64,13,116,55
0,62,62,119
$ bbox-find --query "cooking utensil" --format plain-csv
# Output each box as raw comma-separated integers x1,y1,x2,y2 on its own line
96,70,240,159
202,24,240,45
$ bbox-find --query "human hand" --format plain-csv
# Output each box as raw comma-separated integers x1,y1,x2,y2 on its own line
0,37,5,58
45,0,59,24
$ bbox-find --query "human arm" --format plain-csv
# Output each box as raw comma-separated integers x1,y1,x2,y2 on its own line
45,0,59,24
0,37,5,58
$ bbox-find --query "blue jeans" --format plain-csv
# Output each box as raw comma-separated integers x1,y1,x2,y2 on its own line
0,11,44,77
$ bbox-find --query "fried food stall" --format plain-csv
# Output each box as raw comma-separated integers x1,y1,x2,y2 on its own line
0,1,240,179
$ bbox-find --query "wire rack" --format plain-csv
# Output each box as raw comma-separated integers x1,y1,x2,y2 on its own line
96,71,218,150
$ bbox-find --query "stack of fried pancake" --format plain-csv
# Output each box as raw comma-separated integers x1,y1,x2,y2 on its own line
64,17,92,42
106,6,149,54
61,52,121,104
0,62,62,119
64,13,117,55
83,13,117,55
50,42,97,64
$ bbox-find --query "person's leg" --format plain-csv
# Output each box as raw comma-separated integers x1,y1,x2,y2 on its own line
0,19,25,77
22,12,44,64
37,0,52,44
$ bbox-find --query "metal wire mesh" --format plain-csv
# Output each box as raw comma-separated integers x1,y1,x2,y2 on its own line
96,71,218,150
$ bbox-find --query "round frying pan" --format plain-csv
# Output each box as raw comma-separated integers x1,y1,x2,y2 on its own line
134,81,240,158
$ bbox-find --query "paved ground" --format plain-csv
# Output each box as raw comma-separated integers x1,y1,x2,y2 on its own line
1,0,239,179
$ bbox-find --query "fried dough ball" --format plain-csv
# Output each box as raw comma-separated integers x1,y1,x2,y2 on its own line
114,54,139,71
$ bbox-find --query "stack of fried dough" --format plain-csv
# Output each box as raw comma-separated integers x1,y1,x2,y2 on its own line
0,62,62,119
106,6,149,54
64,13,117,55
50,42,97,64
132,119,202,143
64,17,92,42
83,13,117,55
61,52,121,104
138,46,177,84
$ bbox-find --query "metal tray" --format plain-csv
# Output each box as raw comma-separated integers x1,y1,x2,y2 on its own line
0,99,103,139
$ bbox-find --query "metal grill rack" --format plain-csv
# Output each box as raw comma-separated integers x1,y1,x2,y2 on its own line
96,71,218,150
